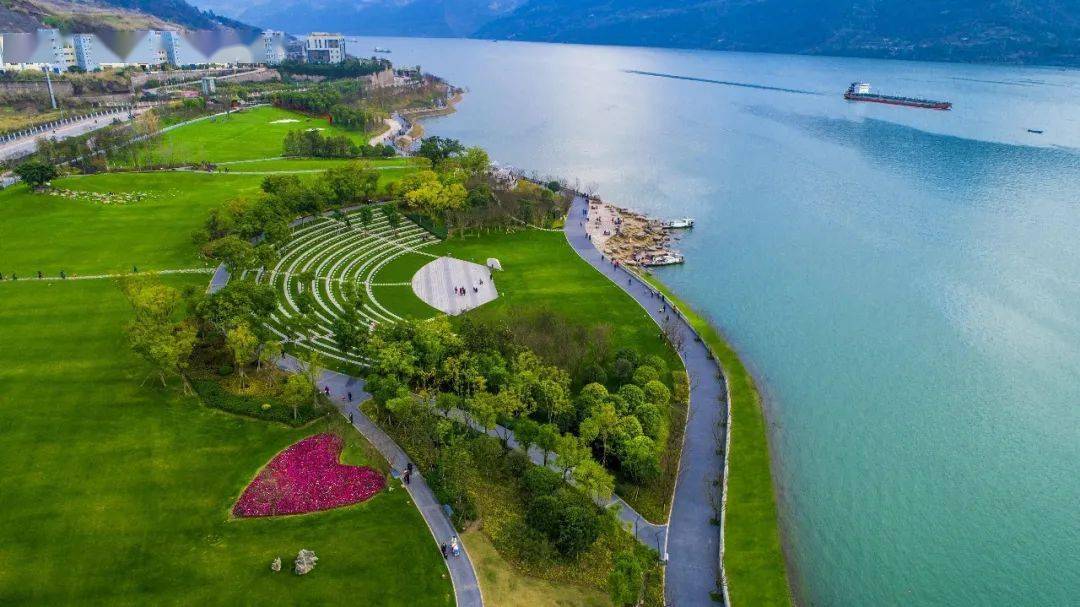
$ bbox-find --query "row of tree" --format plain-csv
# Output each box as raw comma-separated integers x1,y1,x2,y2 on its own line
282,129,394,159
194,161,388,272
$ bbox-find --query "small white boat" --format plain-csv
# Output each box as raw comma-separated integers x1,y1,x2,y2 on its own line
663,217,695,229
642,253,685,267
373,47,392,53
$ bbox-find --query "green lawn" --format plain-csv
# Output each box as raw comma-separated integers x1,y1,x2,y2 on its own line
214,157,427,173
637,272,793,606
369,229,683,370
0,277,453,605
148,106,372,164
0,173,264,276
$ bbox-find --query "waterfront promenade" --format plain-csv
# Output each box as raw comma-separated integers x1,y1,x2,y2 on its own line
565,195,729,605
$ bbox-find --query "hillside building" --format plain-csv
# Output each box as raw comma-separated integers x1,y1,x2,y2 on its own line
305,33,345,64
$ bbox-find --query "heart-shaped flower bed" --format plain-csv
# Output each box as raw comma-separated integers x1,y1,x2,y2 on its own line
234,433,385,517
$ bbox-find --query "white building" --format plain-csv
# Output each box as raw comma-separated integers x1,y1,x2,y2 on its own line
262,30,286,65
162,31,183,66
305,32,345,64
73,34,96,71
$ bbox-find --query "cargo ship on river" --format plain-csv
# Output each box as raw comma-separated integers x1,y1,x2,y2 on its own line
844,82,951,110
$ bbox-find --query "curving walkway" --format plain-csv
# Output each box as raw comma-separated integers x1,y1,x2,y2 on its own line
440,407,668,553
277,353,484,607
565,195,729,605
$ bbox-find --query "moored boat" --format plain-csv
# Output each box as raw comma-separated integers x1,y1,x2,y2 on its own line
663,217,695,229
641,253,685,267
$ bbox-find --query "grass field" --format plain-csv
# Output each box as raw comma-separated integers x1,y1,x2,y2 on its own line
148,106,372,164
638,272,793,606
213,157,427,173
463,530,611,607
369,229,683,370
0,277,453,605
0,174,263,276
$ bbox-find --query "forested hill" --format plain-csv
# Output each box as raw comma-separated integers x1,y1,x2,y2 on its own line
188,0,1080,67
0,0,259,33
475,0,1080,66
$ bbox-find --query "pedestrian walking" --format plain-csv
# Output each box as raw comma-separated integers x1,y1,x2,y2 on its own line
323,385,330,395
347,391,353,402
440,544,448,559
403,468,411,485
349,412,354,424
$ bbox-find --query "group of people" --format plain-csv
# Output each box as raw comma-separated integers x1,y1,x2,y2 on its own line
440,536,461,559
454,277,485,297
1,270,69,281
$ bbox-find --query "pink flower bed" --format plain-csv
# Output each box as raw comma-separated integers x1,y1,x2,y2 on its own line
234,433,385,517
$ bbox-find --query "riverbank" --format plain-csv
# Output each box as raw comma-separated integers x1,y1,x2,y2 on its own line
583,199,681,266
399,91,464,143
636,270,792,606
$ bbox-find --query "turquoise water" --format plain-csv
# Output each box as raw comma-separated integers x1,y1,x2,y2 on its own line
355,37,1080,605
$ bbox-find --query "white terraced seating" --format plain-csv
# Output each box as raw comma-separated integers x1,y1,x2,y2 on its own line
240,208,439,366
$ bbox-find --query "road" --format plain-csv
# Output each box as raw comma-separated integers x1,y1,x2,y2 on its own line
565,195,729,605
0,108,144,162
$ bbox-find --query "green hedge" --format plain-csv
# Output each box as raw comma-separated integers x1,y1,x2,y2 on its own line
406,213,448,240
192,379,327,427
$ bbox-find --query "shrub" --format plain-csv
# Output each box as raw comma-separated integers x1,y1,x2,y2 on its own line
643,380,671,406
617,384,646,412
525,494,562,537
634,403,665,440
522,465,563,498
555,504,602,557
611,358,635,385
642,355,668,375
632,365,659,386
504,449,530,478
192,379,323,426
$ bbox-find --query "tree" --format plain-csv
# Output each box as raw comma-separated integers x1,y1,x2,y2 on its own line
204,235,255,272
15,160,59,190
257,339,283,376
226,321,258,388
514,418,540,456
554,433,588,480
417,136,464,166
609,551,644,606
120,276,197,392
282,373,313,421
353,206,372,229
572,459,614,502
382,205,401,232
536,423,560,466
331,307,367,358
579,402,619,464
620,435,661,484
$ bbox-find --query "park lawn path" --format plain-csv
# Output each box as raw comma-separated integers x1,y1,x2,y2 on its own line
565,195,729,605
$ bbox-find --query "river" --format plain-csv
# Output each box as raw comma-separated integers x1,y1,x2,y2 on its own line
351,36,1080,605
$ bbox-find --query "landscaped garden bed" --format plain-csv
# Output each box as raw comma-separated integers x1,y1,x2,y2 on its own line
234,433,386,517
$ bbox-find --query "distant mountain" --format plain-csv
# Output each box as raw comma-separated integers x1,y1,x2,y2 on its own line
182,0,1080,66
0,0,260,33
475,0,1080,65
213,0,527,39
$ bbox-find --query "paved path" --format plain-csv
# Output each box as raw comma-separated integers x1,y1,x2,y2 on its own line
442,407,668,553
565,195,730,605
0,107,145,161
411,256,498,315
276,354,484,607
369,116,404,146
